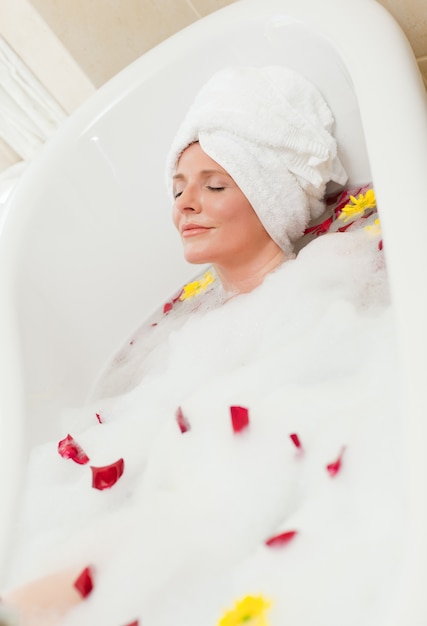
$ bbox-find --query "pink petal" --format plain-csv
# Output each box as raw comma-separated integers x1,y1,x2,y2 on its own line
265,530,298,547
73,566,94,598
289,433,302,450
176,406,190,433
230,406,250,433
91,458,125,490
58,434,90,465
95,413,103,424
326,447,346,477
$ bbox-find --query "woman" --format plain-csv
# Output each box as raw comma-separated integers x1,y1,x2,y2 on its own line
1,66,401,626
167,65,347,285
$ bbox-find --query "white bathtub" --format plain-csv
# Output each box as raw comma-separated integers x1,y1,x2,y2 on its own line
1,0,427,622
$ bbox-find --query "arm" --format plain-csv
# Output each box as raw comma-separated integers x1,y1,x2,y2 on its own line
1,567,84,626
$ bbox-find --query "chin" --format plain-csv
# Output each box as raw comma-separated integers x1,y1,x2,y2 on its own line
183,246,215,266
184,254,212,266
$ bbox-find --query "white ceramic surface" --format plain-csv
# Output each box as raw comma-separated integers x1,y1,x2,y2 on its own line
1,1,427,622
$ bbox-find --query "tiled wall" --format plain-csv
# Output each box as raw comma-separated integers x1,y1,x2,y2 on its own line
380,0,427,89
26,0,427,89
27,0,237,88
0,0,426,172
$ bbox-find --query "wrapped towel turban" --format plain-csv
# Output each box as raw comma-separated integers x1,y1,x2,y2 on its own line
166,66,348,255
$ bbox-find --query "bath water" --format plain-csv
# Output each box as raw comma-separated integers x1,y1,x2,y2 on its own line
8,226,404,626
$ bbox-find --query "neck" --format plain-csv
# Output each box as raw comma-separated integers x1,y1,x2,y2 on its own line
214,248,287,295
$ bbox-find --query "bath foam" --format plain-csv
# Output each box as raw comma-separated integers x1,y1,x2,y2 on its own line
9,228,404,626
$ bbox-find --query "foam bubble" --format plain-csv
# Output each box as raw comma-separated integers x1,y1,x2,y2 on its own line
8,230,404,626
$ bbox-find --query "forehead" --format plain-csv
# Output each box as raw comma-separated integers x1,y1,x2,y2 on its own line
174,142,229,178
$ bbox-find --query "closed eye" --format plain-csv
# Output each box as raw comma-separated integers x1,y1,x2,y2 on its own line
207,186,225,192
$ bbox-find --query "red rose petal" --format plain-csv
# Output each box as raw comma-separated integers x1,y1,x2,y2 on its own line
230,406,250,433
378,239,383,251
172,289,184,303
337,221,354,232
73,566,94,598
326,190,341,207
265,530,298,547
289,433,302,450
124,622,139,626
95,412,103,424
58,434,90,465
304,216,333,236
175,406,190,433
334,192,351,213
163,301,173,314
91,458,125,490
326,446,346,477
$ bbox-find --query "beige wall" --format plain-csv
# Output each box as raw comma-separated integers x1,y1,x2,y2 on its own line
27,0,238,88
0,0,238,171
0,0,96,113
380,0,427,88
21,0,427,92
379,0,427,58
28,0,427,89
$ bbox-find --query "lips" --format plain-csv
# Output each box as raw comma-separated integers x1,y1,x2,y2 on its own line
181,223,212,237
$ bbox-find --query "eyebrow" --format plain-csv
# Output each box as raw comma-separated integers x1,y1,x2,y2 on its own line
172,168,228,180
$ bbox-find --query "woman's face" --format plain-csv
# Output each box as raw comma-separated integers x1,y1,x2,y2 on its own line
172,142,278,269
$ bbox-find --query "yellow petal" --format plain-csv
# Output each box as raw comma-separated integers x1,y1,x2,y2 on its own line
338,189,376,223
365,218,381,237
218,596,271,626
179,270,216,301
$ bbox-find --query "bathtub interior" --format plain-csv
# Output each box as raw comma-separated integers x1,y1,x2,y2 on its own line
8,6,372,452
1,0,427,608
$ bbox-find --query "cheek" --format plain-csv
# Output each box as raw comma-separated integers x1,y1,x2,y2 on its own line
230,201,261,231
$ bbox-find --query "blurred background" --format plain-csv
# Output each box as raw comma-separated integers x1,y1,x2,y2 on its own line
0,0,426,176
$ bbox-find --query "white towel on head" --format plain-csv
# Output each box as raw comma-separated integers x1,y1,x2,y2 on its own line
166,65,348,254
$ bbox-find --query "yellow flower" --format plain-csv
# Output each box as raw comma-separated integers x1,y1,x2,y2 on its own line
365,217,381,237
179,270,215,301
338,189,376,223
218,595,272,626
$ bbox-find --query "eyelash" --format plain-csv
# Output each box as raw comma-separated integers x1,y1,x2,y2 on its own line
174,186,225,199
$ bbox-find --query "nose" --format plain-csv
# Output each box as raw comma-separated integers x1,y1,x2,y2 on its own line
174,184,201,213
